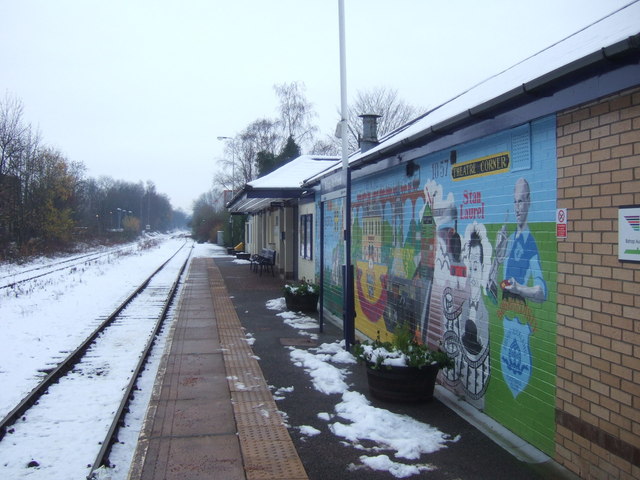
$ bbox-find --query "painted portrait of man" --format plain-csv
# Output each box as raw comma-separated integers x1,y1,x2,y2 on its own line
502,177,547,303
499,177,547,399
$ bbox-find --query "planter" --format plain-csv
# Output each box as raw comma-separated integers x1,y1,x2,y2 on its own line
365,362,440,403
284,293,319,313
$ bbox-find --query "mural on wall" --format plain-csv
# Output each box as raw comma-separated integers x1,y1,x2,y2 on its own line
497,177,547,398
348,117,557,454
322,198,345,318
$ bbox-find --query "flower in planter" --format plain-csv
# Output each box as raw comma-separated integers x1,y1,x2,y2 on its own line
283,279,319,297
353,323,453,371
283,279,319,313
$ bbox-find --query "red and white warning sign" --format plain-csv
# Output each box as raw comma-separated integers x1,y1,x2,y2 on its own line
557,208,567,238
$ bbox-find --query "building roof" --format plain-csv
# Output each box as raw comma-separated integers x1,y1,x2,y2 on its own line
227,154,339,213
247,155,339,189
303,1,640,185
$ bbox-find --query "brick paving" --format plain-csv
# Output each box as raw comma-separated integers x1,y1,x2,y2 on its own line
129,253,576,480
129,257,306,480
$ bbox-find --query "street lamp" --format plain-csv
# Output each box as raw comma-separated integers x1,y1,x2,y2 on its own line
218,135,236,247
217,136,235,198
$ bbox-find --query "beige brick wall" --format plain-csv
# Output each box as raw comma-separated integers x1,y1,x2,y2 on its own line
556,87,640,479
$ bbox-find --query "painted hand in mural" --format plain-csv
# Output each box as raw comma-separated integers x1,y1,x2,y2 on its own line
502,276,546,303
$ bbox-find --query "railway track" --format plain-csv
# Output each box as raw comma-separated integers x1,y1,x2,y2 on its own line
0,240,193,479
0,245,134,290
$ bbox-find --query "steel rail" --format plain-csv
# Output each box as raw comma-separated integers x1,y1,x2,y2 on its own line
0,240,187,441
86,244,193,479
0,247,130,290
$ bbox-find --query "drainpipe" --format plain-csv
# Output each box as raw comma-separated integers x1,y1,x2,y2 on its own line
319,204,324,334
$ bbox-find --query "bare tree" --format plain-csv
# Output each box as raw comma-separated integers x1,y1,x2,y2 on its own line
191,189,229,242
274,81,318,150
310,136,341,156
212,144,236,194
243,118,282,156
214,117,282,192
0,93,28,176
212,81,323,193
330,86,422,153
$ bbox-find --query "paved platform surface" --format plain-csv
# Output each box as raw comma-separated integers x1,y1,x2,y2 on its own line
129,257,306,480
129,252,577,480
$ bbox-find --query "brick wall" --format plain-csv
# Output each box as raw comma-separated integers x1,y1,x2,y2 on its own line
556,87,640,479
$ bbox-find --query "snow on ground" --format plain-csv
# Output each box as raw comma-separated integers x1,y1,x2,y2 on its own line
268,302,459,478
1,238,458,479
277,310,319,339
0,236,225,479
0,236,189,419
266,297,286,310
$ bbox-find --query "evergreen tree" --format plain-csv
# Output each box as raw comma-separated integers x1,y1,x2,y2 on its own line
278,136,301,164
256,136,301,177
256,151,278,178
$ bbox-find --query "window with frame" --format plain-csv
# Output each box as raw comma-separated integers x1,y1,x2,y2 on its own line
299,214,313,260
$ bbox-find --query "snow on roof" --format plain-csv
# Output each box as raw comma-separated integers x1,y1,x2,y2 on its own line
247,154,339,189
304,1,640,183
373,1,640,150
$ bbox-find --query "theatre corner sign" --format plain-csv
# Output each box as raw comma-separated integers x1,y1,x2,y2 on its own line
619,205,640,263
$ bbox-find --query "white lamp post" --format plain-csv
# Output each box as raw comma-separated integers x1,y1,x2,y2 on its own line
218,135,236,246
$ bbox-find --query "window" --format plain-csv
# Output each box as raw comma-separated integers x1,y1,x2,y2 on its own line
299,214,313,260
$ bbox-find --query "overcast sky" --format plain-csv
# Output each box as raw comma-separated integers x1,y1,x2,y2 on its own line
0,0,633,212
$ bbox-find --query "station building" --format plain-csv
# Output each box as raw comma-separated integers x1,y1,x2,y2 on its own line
230,4,640,478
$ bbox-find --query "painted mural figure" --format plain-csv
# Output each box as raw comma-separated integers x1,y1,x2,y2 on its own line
499,177,547,399
441,223,492,403
421,180,464,345
461,226,491,400
348,122,558,455
502,177,547,304
463,228,489,356
423,182,470,389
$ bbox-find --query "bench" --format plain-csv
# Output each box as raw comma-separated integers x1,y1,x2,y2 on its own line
250,248,276,277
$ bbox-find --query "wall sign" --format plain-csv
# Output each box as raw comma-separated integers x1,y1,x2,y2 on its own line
451,152,510,181
556,208,567,238
619,205,640,263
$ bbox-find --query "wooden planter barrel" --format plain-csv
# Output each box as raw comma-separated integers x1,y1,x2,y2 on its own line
365,362,440,403
284,293,319,313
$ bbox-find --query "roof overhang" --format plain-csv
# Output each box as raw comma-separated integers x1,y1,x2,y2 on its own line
226,155,338,213
227,186,305,214
302,31,640,188
351,34,640,170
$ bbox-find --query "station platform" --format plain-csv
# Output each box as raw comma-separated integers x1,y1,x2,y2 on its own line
128,257,306,480
128,252,576,480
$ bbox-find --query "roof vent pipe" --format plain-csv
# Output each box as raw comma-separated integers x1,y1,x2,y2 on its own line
359,113,381,153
